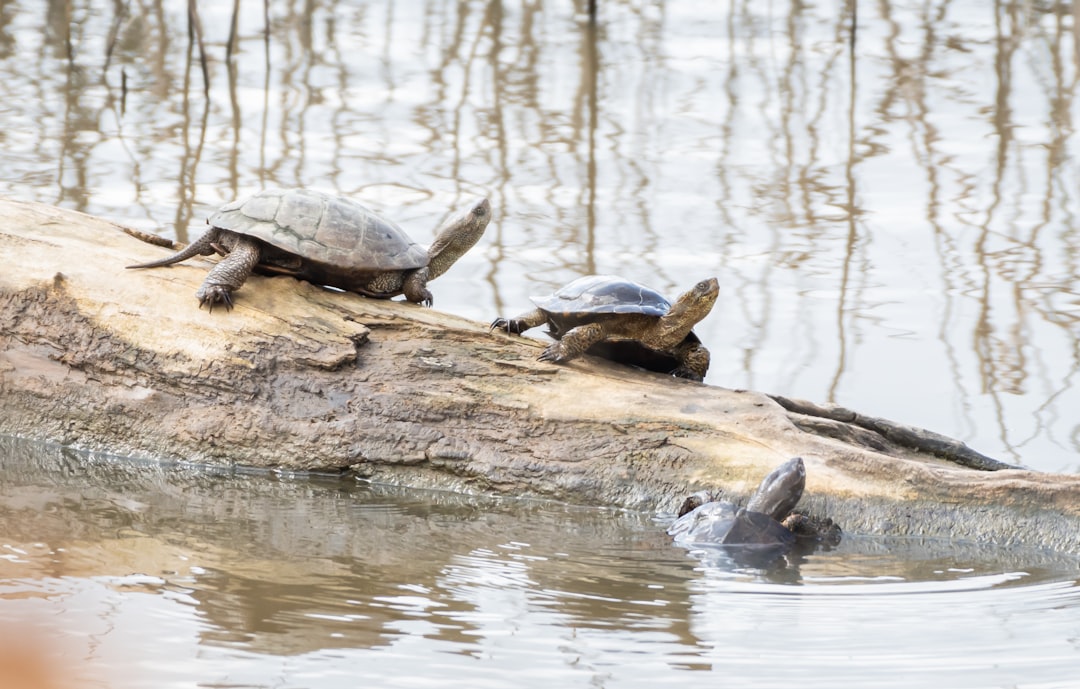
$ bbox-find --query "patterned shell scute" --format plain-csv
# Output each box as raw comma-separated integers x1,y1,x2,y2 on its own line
209,188,428,271
533,275,672,317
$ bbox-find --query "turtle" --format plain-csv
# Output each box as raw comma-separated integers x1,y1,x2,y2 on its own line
127,188,492,310
667,457,841,548
490,275,719,381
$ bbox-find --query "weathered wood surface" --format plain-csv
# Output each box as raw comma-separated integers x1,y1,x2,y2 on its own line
1,198,1078,552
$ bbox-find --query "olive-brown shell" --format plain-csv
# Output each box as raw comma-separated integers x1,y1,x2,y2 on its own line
209,188,428,271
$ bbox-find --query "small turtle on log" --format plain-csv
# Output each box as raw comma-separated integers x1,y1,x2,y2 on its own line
127,188,491,310
668,457,841,548
490,275,719,381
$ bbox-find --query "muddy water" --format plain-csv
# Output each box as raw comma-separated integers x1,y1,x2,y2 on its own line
1,437,1078,688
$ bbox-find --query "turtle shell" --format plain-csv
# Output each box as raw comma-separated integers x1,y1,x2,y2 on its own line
667,458,806,548
532,274,671,318
209,188,428,273
668,501,796,548
531,275,692,374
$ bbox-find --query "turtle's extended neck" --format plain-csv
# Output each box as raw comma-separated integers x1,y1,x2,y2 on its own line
654,277,719,348
746,456,806,520
427,198,492,280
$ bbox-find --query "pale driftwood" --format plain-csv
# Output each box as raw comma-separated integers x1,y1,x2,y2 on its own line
1,198,1078,552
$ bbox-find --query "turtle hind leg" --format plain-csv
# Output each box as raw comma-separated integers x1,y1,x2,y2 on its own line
126,228,222,269
490,308,547,335
670,340,710,382
196,236,262,311
538,322,607,364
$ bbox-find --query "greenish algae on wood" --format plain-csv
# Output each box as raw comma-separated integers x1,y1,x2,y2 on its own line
0,198,1077,552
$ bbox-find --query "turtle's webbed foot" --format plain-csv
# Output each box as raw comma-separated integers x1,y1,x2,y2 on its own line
537,341,570,364
407,289,433,307
538,324,600,365
197,284,235,312
782,513,842,545
490,317,526,335
671,366,705,382
402,277,433,307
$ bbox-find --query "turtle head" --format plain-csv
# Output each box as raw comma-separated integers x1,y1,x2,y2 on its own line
426,198,492,280
656,277,719,346
745,457,806,520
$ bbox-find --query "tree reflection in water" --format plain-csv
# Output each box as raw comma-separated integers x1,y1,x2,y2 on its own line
1,3,1077,465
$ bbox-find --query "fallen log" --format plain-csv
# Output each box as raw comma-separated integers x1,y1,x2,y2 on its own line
1,198,1078,552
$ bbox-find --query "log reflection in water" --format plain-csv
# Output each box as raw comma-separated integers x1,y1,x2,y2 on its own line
0,1,1078,469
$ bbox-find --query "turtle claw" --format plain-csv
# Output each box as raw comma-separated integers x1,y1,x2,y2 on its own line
672,366,704,382
782,513,842,545
197,285,235,312
490,317,524,335
537,343,566,364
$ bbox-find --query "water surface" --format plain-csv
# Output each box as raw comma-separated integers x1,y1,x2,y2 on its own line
1,437,1078,688
0,0,1078,470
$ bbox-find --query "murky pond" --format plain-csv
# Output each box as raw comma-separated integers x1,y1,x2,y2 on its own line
2,0,1080,686
2,437,1079,688
1,0,1078,470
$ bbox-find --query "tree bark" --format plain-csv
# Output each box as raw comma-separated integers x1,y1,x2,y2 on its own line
1,198,1078,551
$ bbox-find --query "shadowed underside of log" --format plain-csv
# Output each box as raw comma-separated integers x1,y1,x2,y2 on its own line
1,198,1078,552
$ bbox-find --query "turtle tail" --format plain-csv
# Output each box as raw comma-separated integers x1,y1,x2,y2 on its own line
126,228,221,270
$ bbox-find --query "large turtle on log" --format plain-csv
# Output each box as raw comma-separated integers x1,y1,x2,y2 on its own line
490,275,719,381
127,188,491,310
668,457,841,548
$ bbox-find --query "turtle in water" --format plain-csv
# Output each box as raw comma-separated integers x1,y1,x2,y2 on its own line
490,275,719,381
668,457,841,548
127,188,492,310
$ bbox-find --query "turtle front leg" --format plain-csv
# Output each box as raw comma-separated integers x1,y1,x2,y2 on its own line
490,308,547,335
670,340,711,382
538,322,607,365
782,513,842,545
402,267,433,306
196,236,262,311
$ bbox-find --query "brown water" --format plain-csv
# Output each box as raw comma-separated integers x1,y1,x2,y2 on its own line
2,1,1080,685
1,436,1079,689
1,0,1077,471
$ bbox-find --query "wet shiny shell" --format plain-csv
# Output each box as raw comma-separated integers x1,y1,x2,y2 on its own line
668,501,796,547
668,458,806,547
209,188,428,271
531,274,671,318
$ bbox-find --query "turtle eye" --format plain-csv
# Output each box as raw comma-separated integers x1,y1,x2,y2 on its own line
696,278,718,294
